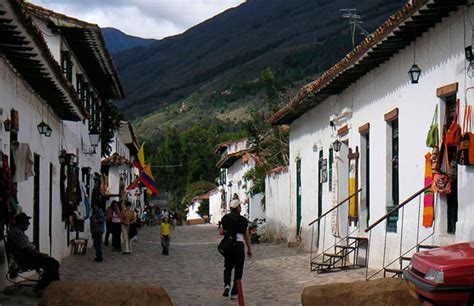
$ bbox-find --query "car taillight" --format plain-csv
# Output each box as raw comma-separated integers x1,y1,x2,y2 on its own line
425,268,444,283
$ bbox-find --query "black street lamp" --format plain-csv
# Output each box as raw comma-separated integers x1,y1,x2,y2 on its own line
88,129,100,147
333,140,342,152
44,125,52,137
408,63,421,84
37,121,49,135
3,118,11,132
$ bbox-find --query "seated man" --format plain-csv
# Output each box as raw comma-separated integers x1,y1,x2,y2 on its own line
7,212,60,291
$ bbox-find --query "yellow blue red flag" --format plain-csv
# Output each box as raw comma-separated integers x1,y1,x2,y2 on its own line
139,163,158,195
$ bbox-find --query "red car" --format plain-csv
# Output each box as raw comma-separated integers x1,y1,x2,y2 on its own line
404,243,474,306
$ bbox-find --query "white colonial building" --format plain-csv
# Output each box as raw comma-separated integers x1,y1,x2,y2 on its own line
210,138,265,224
0,0,123,288
101,121,142,209
269,0,471,274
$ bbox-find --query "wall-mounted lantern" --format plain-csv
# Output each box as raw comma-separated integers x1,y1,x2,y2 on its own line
408,63,421,84
333,140,342,152
3,118,11,132
44,125,52,137
37,121,49,135
466,46,473,62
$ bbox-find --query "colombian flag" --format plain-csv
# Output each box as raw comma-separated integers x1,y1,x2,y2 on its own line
139,164,158,195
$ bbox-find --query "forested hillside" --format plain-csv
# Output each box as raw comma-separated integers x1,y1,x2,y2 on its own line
109,0,406,140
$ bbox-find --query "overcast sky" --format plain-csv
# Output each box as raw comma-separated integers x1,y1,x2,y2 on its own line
28,0,246,39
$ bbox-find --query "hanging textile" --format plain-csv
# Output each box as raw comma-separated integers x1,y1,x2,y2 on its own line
330,157,339,236
79,181,91,220
348,155,358,226
11,142,34,182
423,152,435,227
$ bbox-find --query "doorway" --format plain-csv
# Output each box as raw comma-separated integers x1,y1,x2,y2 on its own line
296,159,302,236
337,143,349,237
33,154,40,250
49,163,53,255
317,150,324,247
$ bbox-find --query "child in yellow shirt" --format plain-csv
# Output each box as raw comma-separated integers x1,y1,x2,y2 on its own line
160,216,172,255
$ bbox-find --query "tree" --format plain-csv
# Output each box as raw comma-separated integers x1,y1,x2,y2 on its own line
261,67,280,114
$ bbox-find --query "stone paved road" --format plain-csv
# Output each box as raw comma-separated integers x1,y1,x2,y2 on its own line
1,223,369,305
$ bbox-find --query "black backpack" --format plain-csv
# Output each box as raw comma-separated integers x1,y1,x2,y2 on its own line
217,231,237,256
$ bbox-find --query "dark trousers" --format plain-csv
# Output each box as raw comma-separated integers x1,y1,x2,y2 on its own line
223,242,245,289
104,220,112,245
19,252,60,290
111,222,122,251
92,231,103,260
161,235,170,255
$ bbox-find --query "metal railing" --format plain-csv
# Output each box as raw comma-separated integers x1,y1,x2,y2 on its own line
364,185,435,280
309,188,362,270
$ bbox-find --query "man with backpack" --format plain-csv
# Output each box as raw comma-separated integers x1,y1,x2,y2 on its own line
219,199,252,299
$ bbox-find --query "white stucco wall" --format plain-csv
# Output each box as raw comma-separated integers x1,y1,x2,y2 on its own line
249,192,265,222
0,57,71,267
209,188,222,224
187,200,202,220
286,7,474,269
223,155,265,222
265,168,291,241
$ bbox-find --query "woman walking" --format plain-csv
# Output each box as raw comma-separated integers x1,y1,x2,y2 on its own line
121,201,135,254
110,201,122,252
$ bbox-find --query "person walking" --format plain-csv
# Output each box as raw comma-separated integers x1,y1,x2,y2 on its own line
160,216,172,255
90,203,105,262
169,209,177,229
121,201,135,254
220,199,252,299
110,201,122,252
104,203,113,246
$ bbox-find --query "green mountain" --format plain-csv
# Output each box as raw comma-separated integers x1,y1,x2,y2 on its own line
101,27,156,54
111,0,406,140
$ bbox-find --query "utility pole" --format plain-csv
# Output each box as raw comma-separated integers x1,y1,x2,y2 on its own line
340,9,370,47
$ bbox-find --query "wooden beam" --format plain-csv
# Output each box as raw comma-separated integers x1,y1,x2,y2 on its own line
384,108,399,122
358,123,370,134
337,124,349,136
436,82,458,97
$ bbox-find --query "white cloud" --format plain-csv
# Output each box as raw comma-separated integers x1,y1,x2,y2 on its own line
27,0,245,39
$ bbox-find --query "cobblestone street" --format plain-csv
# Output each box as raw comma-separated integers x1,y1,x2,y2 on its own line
1,224,369,305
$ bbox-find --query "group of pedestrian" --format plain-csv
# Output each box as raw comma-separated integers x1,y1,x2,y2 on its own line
91,200,139,262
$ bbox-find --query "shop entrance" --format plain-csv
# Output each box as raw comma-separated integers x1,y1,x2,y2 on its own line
33,154,40,250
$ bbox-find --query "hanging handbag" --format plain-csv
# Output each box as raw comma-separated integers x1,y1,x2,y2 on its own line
217,231,237,256
457,105,474,166
426,105,439,148
431,142,451,195
445,99,461,147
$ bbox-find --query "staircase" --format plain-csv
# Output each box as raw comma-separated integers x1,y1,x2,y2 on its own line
311,236,368,273
382,244,439,278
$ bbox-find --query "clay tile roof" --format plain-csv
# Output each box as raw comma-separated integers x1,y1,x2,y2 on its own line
25,2,124,100
192,192,210,202
216,150,248,169
0,0,87,121
101,153,130,166
213,137,248,154
269,0,466,125
268,166,288,176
